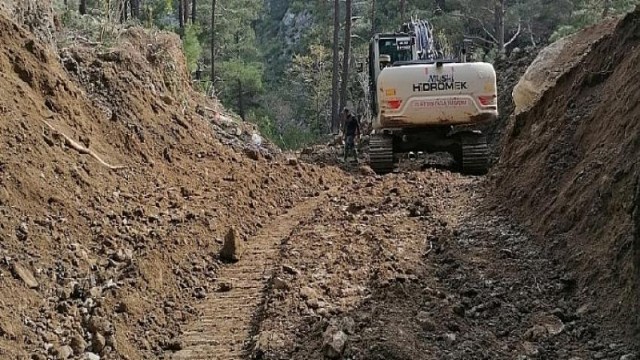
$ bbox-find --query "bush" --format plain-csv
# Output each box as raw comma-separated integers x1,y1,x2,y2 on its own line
182,24,202,73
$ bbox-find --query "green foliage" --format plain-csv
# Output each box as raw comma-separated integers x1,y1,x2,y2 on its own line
182,24,203,73
55,0,640,150
287,45,333,134
217,59,264,117
246,109,318,150
246,110,277,142
278,126,319,150
550,0,639,41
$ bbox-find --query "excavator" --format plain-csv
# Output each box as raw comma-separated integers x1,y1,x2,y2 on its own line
366,19,498,174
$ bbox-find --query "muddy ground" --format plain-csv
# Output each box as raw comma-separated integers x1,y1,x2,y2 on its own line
242,166,638,360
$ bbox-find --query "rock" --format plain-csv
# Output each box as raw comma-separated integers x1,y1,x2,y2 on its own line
287,157,298,166
243,146,260,161
56,345,73,359
163,339,183,351
272,277,289,290
11,263,39,288
550,307,569,322
358,165,376,176
84,352,100,360
91,333,106,353
194,287,207,298
541,315,565,335
0,320,16,339
85,317,110,335
452,304,465,317
306,298,320,309
219,227,243,262
105,334,117,350
217,282,233,292
621,354,637,360
524,325,548,342
251,133,263,146
16,222,28,240
346,203,365,214
282,264,299,275
522,341,540,357
88,287,102,298
416,311,436,332
300,286,318,300
575,303,591,317
322,327,347,359
339,317,356,335
57,284,74,300
255,330,286,353
70,334,88,355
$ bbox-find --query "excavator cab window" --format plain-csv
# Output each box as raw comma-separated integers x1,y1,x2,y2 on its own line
378,38,412,64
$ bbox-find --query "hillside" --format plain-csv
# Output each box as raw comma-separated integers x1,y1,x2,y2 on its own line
493,8,640,340
0,9,346,360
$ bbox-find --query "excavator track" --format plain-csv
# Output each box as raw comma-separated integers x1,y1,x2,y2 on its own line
369,134,394,174
171,194,329,360
460,132,489,175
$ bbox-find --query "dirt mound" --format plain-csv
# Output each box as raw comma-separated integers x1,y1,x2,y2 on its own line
483,48,539,162
0,11,345,359
492,9,640,342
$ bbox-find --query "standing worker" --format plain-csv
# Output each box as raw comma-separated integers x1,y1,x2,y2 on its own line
342,108,361,163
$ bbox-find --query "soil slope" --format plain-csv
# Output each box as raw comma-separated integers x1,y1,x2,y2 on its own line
0,12,345,360
493,9,640,341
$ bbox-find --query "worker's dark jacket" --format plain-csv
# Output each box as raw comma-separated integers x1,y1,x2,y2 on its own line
344,116,360,137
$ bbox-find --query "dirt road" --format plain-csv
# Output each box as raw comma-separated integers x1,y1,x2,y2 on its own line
172,167,638,360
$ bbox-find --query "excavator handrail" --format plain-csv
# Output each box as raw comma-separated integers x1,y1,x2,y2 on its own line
391,59,457,67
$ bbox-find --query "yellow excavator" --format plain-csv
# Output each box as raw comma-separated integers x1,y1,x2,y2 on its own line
366,19,498,174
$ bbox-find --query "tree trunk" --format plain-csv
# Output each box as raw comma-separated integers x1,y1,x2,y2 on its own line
331,0,341,133
400,0,406,21
79,0,87,15
178,0,184,29
131,0,141,19
494,0,505,51
183,0,190,24
120,0,129,23
339,0,352,120
211,0,216,83
191,0,197,23
370,0,376,36
602,0,611,18
237,80,245,120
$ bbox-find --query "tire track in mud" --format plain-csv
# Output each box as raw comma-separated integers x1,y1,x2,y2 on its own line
171,191,332,360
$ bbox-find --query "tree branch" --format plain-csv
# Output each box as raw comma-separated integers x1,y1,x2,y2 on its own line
479,6,495,14
465,35,496,46
504,21,522,48
527,21,536,47
451,13,499,44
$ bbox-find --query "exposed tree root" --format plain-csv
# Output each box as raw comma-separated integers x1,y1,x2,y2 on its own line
41,119,126,170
